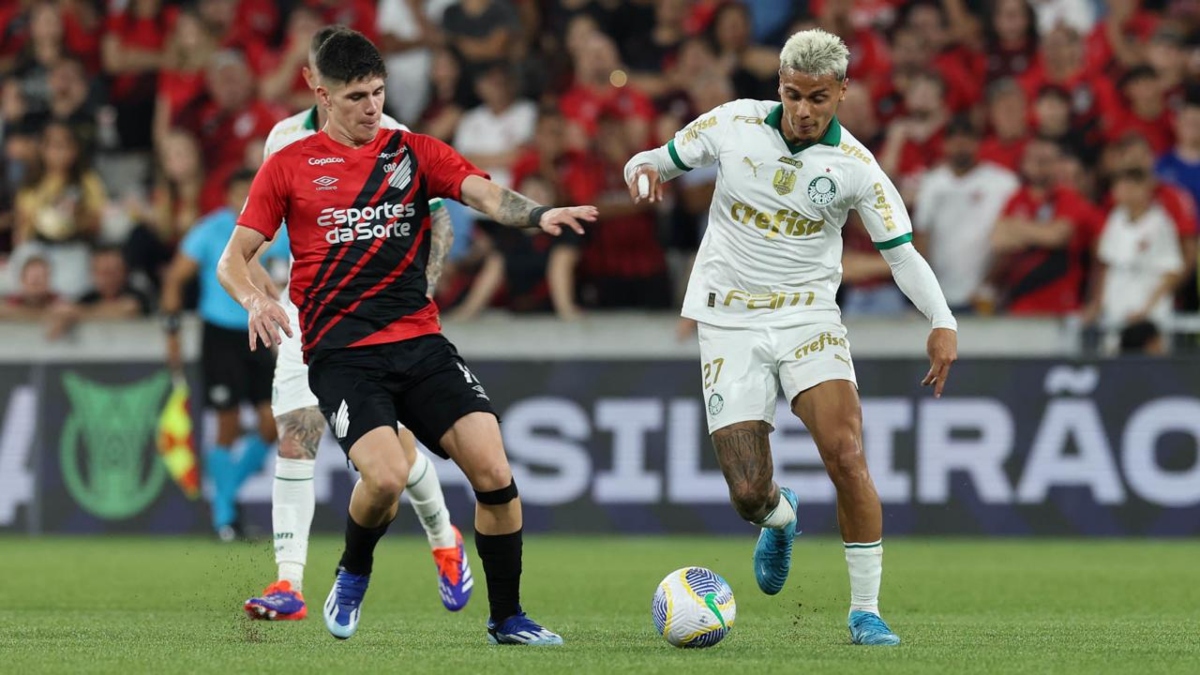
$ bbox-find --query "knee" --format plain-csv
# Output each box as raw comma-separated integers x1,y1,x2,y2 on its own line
728,481,772,522
468,462,513,494
824,435,869,487
363,463,410,500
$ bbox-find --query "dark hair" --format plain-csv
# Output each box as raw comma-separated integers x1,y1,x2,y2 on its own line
1119,320,1161,354
227,167,257,189
944,115,978,139
310,24,348,56
314,29,387,85
23,121,86,189
91,244,124,258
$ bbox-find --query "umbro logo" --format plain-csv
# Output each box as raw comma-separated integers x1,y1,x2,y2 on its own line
313,176,338,189
331,399,350,439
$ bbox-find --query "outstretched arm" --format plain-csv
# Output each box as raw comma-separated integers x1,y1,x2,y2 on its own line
459,175,597,235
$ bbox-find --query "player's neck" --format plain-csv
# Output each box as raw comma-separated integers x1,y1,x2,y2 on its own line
323,122,375,149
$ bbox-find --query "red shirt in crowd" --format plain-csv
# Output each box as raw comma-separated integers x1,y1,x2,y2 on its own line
176,98,285,215
105,6,179,102
978,136,1028,172
559,86,656,140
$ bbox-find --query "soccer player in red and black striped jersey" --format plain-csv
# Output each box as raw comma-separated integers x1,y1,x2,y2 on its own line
218,30,596,644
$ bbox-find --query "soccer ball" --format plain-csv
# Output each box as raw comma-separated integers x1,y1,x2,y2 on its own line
652,567,736,648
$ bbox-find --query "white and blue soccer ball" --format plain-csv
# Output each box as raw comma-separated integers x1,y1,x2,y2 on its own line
652,567,736,648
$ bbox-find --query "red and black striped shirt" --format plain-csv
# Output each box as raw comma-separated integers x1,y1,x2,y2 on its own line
239,128,486,359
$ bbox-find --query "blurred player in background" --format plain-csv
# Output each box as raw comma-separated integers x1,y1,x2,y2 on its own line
219,30,596,643
625,29,958,646
162,168,289,541
241,26,472,623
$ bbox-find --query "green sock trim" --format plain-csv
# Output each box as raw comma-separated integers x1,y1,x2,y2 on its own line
406,458,430,488
274,476,314,482
844,541,882,549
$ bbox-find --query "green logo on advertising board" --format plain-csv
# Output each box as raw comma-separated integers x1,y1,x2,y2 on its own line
60,372,171,519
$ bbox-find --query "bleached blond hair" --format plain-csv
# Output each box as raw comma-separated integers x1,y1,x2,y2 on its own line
779,29,850,81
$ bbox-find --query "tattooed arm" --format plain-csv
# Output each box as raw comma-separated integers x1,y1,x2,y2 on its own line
458,175,597,236
426,205,454,297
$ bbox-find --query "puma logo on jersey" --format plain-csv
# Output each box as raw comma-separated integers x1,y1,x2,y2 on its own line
729,201,824,239
742,157,763,176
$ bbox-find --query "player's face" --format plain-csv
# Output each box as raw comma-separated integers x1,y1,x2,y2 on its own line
319,76,385,145
778,68,847,144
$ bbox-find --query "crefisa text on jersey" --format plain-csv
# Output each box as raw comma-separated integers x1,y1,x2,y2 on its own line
317,202,417,243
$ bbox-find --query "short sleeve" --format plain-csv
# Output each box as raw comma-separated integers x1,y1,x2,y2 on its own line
262,225,290,261
179,220,208,264
406,133,489,201
1096,213,1121,265
237,153,289,240
1152,217,1185,273
666,104,732,172
854,163,914,250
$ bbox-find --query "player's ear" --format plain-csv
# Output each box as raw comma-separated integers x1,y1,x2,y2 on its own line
840,77,850,102
315,85,331,109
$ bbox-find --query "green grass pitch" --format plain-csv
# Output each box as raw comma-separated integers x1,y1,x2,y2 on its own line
1,536,1197,674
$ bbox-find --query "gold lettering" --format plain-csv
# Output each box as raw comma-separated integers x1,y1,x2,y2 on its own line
839,142,872,165
730,201,825,240
872,182,897,232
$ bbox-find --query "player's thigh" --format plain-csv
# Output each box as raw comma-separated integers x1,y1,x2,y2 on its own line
697,322,779,434
271,309,320,418
307,346,399,461
200,322,244,412
779,324,862,455
392,335,497,463
347,426,411,493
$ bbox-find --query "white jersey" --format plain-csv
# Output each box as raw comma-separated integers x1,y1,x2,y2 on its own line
668,99,913,328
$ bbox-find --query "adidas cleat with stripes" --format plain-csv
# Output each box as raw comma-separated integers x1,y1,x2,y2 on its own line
244,580,307,620
433,526,473,611
753,486,800,595
848,610,901,646
487,609,563,645
324,568,370,640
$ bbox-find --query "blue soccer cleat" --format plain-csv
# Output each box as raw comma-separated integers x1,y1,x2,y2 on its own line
753,487,800,595
432,526,473,611
244,580,307,620
848,610,901,646
324,568,370,640
486,609,564,645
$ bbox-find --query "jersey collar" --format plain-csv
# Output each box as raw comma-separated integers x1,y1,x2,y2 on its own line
765,104,842,154
304,106,319,131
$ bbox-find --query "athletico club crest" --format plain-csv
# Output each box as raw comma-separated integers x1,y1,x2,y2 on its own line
807,176,837,205
773,168,797,196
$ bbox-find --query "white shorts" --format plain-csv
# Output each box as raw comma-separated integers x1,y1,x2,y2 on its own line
270,299,319,418
697,321,857,433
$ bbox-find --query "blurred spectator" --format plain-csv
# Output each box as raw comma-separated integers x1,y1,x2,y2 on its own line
195,0,279,52
153,8,216,147
377,0,451,125
254,6,322,112
834,81,881,150
1158,96,1200,222
1118,319,1167,355
1019,25,1117,139
914,116,1021,312
1101,65,1174,154
841,211,908,316
1084,163,1183,334
45,244,150,338
12,1,70,117
988,136,1096,314
1148,27,1187,111
1033,84,1090,162
982,0,1039,82
305,0,379,43
1029,0,1093,37
173,50,284,216
125,129,204,293
879,71,948,204
561,112,669,310
559,31,656,151
707,1,779,101
13,121,105,297
454,63,536,190
978,79,1030,171
0,254,55,318
623,0,688,99
815,0,891,88
441,0,521,77
1085,0,1158,74
417,47,470,143
103,0,178,151
42,57,96,155
449,175,582,320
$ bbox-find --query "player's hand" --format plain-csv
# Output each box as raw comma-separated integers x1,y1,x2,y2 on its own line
538,205,597,236
246,294,292,351
923,327,957,398
628,164,663,204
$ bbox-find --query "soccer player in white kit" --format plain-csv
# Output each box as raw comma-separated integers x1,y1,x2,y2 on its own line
625,29,958,646
242,26,472,621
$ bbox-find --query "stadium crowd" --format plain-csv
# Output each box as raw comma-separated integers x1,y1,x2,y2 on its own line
0,0,1198,353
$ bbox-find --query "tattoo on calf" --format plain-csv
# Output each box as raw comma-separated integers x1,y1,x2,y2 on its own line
711,425,777,521
276,407,325,460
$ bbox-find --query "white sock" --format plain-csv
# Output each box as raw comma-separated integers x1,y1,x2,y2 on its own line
845,540,883,616
273,457,315,591
753,491,796,529
406,450,456,549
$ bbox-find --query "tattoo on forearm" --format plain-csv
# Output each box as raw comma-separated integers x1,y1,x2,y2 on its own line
426,207,454,294
494,187,541,229
711,423,777,521
276,407,325,460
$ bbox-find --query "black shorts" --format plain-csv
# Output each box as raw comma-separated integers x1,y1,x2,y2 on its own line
307,334,496,459
200,321,275,410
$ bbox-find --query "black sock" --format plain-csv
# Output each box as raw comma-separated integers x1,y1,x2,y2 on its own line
475,528,523,623
338,513,393,576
